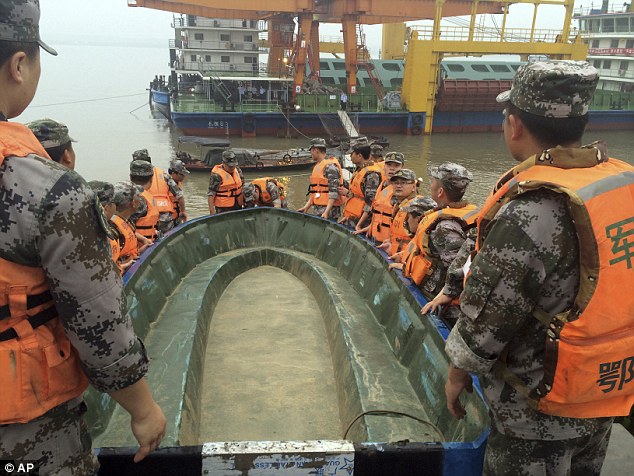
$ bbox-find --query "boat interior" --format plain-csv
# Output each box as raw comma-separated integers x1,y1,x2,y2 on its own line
87,208,489,453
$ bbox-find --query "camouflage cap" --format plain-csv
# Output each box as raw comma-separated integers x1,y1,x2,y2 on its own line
169,159,190,175
390,168,417,182
242,182,256,202
222,149,237,164
370,143,384,157
496,60,599,118
132,149,151,162
87,180,115,205
309,138,327,150
430,162,473,191
0,0,57,55
26,118,75,148
384,151,405,164
349,136,370,152
402,196,438,215
130,159,154,177
112,181,139,207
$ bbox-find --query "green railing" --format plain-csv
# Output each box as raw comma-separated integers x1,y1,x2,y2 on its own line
590,90,634,111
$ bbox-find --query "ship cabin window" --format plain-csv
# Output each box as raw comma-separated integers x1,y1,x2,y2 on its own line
333,62,347,70
244,57,257,63
616,17,629,33
244,35,253,42
382,63,402,71
194,33,204,41
491,64,510,72
446,64,465,72
591,39,600,48
627,39,634,48
190,55,197,61
205,55,211,62
321,77,336,84
603,60,612,70
242,20,247,28
631,17,634,31
220,34,231,42
620,61,629,71
593,60,602,68
511,64,521,71
221,56,230,63
471,64,490,73
319,61,331,70
390,78,403,87
601,18,614,33
611,39,619,48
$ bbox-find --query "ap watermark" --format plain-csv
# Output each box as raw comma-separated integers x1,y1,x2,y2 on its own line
0,461,38,475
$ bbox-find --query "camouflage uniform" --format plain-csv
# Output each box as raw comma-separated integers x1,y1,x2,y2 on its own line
312,159,342,220
243,180,287,208
207,166,244,212
445,61,613,475
26,118,75,148
422,163,474,299
0,143,148,475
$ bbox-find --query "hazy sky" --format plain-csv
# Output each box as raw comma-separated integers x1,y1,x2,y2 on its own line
39,0,595,54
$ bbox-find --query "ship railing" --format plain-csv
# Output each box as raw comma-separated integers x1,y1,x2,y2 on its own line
409,25,568,43
574,3,634,16
172,98,218,113
172,39,259,51
295,93,393,113
239,100,281,112
593,67,634,80
590,90,634,111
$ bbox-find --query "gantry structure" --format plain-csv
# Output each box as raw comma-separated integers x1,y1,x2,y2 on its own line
129,0,587,133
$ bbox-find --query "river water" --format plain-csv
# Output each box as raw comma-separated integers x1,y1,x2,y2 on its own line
18,43,634,218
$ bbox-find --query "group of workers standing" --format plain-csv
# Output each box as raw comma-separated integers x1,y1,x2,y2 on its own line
1,2,634,475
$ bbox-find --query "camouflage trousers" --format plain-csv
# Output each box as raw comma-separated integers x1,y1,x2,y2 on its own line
0,399,99,476
156,212,175,235
312,205,341,221
483,421,613,476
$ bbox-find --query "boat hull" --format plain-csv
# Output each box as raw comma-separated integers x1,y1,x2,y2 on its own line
171,109,634,136
150,89,171,121
88,209,491,474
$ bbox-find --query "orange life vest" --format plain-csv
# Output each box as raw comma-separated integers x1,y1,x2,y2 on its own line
111,215,138,261
0,123,88,424
476,148,634,418
212,164,243,208
135,190,159,240
308,157,344,207
389,198,415,256
344,163,382,220
148,167,176,215
252,177,285,206
403,204,478,285
369,183,394,243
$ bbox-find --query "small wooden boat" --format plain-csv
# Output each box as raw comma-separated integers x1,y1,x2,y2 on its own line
88,209,490,475
176,136,315,173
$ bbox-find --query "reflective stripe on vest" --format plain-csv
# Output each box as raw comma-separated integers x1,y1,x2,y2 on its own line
309,157,343,207
135,190,159,240
476,150,634,418
111,215,138,260
149,167,176,215
344,163,382,220
369,183,394,243
252,177,285,206
402,204,478,285
212,165,243,208
389,198,414,256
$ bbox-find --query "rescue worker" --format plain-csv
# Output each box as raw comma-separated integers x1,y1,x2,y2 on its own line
112,182,151,265
129,159,160,242
298,137,344,220
0,2,165,473
377,169,419,257
87,180,121,271
243,177,287,208
388,196,438,270
445,61,627,475
338,137,382,231
400,163,477,311
168,159,189,226
370,142,384,163
26,117,76,169
207,149,244,214
360,151,404,239
133,148,184,234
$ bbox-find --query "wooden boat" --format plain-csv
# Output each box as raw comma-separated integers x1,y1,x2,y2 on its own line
176,135,315,173
87,208,490,475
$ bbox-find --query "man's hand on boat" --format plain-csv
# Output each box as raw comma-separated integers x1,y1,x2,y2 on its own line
353,224,370,235
445,363,473,420
108,378,167,463
377,240,390,251
389,262,404,271
421,292,452,315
